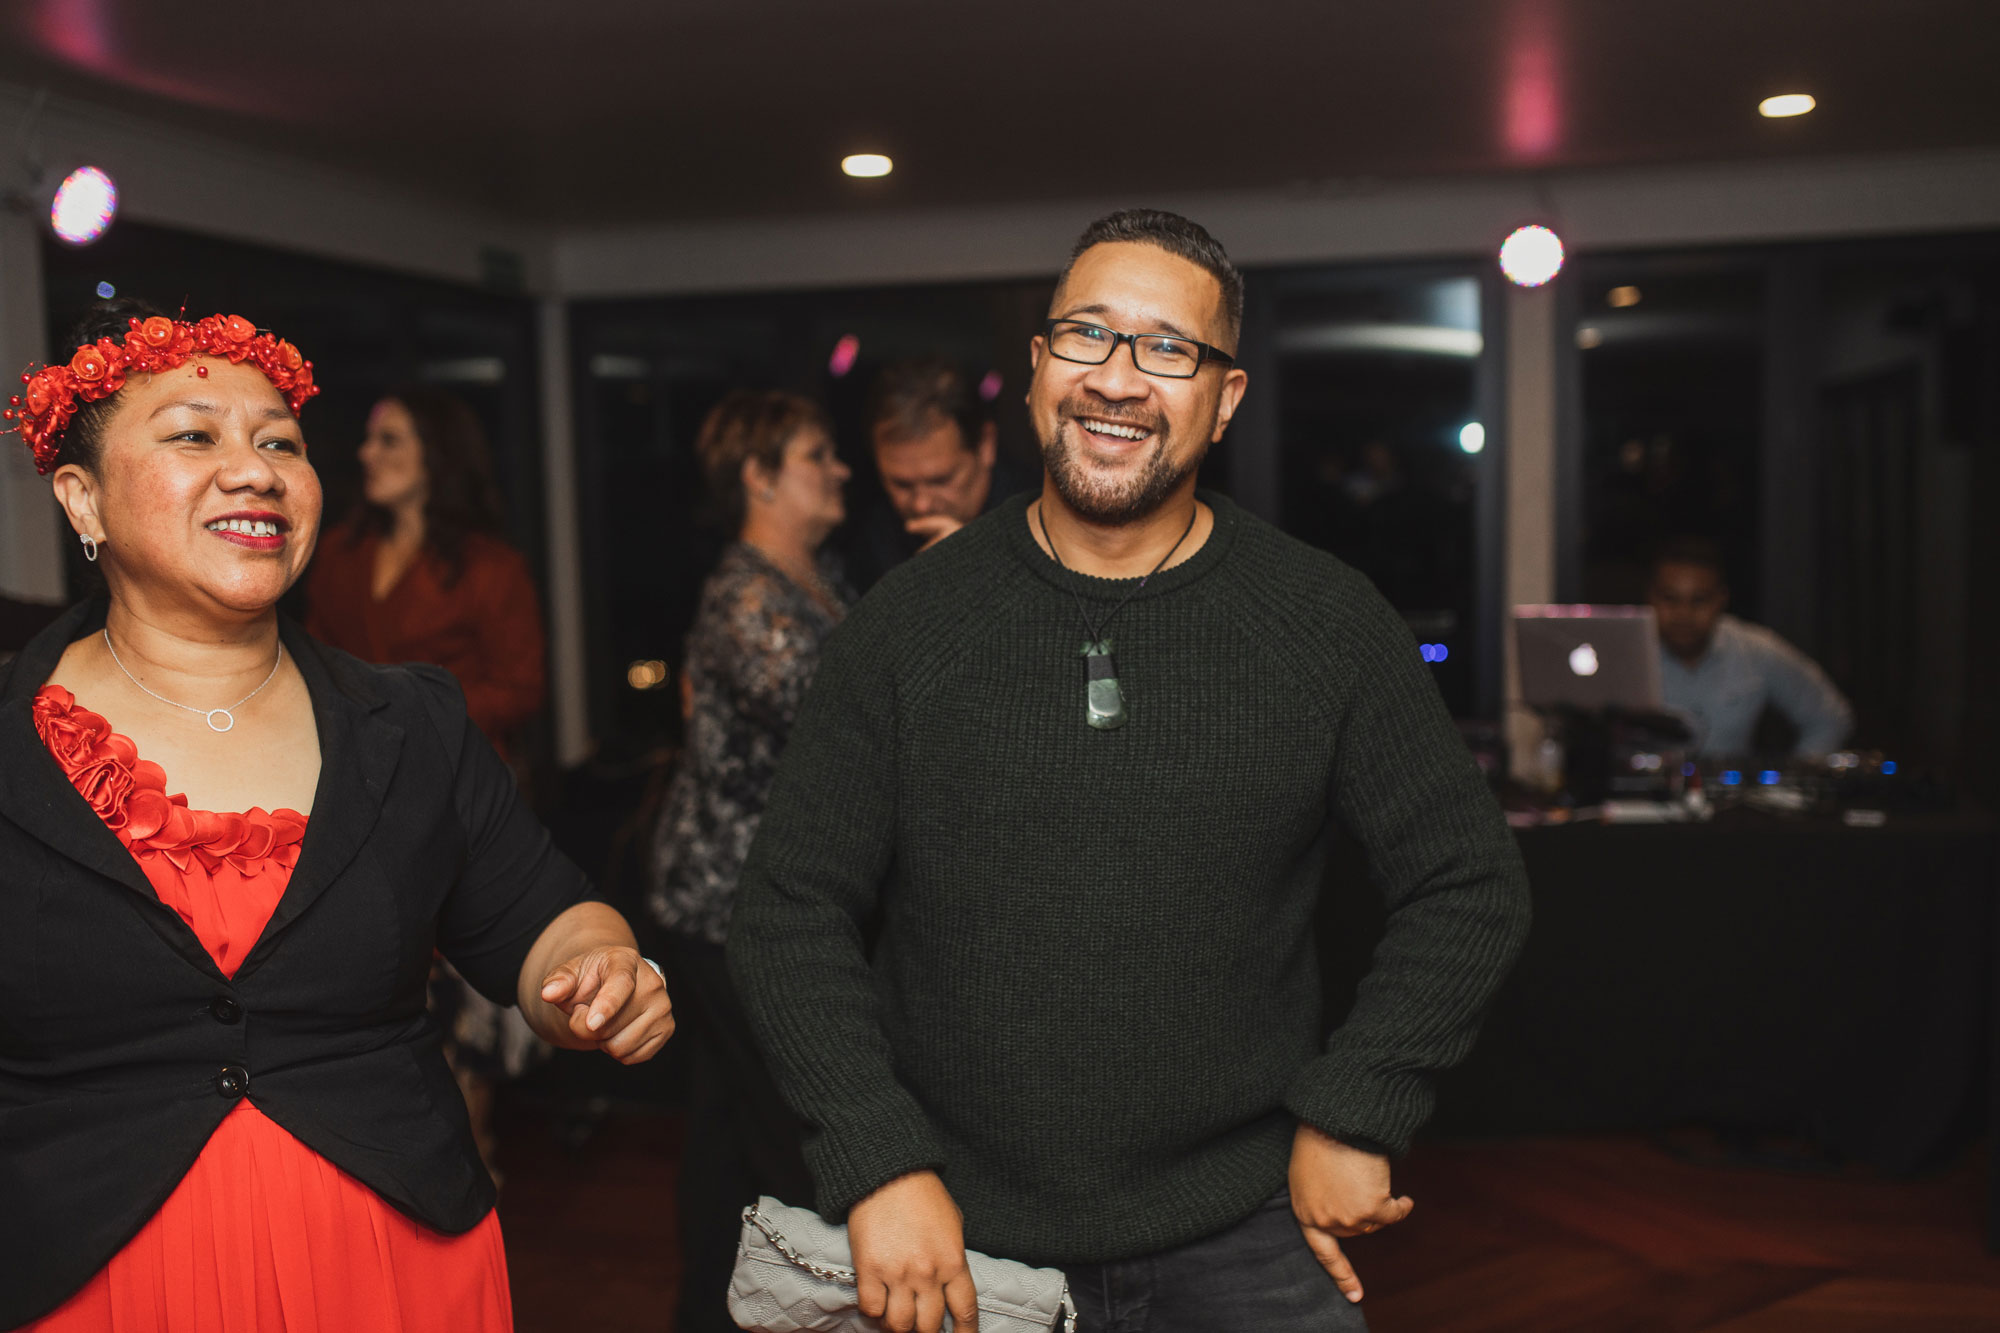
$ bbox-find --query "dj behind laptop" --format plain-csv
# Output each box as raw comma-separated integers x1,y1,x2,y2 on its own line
1509,605,1923,824
1513,605,1693,810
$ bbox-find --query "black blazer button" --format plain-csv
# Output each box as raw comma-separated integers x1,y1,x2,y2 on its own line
216,1066,250,1099
209,996,243,1025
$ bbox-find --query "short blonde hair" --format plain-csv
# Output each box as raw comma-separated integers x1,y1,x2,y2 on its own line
694,389,832,532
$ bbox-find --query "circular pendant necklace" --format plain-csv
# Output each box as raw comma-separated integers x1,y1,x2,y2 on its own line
1035,500,1199,731
102,628,285,733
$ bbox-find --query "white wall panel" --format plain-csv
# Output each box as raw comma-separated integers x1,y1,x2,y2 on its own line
555,149,2000,298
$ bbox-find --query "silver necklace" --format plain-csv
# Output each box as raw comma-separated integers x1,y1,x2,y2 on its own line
102,628,284,733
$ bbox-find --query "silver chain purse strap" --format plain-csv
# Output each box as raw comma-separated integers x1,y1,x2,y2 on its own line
746,1205,857,1285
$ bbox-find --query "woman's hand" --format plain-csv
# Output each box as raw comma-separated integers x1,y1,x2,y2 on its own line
518,902,674,1063
538,946,674,1063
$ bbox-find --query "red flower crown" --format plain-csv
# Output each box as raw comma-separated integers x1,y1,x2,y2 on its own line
5,314,320,474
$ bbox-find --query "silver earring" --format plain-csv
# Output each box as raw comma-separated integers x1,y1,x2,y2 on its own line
758,489,776,502
80,534,99,562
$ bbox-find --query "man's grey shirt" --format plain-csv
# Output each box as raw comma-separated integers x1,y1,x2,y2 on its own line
1659,614,1853,758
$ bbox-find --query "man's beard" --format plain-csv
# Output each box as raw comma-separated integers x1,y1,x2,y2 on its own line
1040,396,1207,526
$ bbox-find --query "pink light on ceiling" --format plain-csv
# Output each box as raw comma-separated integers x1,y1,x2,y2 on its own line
828,334,861,378
1502,0,1565,160
33,0,114,70
32,0,249,112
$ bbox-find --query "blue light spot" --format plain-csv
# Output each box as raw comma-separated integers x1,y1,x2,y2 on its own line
1682,762,1697,777
1433,644,1449,662
1720,770,1742,786
1881,761,1897,775
1758,770,1781,786
95,280,115,299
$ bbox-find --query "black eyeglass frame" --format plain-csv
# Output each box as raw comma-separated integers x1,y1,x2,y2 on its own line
1041,319,1237,378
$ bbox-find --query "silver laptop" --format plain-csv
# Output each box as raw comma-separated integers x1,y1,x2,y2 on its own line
1513,605,1663,711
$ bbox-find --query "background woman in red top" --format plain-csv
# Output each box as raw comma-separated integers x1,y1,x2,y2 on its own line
305,386,553,1179
304,386,545,762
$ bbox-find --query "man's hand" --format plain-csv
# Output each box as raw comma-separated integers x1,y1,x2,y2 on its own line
537,945,674,1064
847,1170,978,1333
1289,1123,1414,1304
905,515,965,551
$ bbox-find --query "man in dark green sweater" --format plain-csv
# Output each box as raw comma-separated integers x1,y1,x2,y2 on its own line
728,210,1530,1333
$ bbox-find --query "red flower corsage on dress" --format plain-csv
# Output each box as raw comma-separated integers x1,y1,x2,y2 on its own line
32,685,306,872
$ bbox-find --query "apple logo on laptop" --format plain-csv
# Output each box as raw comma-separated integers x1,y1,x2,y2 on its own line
1568,643,1600,677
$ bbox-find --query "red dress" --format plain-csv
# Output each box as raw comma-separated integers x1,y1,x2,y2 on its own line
25,685,514,1333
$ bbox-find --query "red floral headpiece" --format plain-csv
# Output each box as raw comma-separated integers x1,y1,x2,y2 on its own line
5,314,320,474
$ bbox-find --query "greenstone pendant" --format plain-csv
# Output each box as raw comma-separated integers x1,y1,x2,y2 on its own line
1081,639,1126,730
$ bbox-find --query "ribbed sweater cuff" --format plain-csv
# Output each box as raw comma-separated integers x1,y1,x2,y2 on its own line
1282,1056,1436,1159
807,1104,951,1222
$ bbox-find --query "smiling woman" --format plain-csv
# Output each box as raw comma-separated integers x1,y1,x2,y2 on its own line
0,298,674,1332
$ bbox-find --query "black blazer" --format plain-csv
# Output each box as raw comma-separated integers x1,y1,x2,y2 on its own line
0,600,591,1328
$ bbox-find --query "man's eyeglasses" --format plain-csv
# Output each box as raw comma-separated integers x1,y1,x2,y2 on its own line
1042,320,1236,380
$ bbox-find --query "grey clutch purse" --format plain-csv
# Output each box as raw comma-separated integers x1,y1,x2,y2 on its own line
728,1196,1078,1333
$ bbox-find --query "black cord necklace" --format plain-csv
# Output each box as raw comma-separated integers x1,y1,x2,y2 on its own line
1035,499,1199,730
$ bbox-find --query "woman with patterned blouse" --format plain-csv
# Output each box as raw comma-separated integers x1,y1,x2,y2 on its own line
650,389,851,1333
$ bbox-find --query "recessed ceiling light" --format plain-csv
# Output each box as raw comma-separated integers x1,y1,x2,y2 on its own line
842,154,893,178
1759,93,1816,119
1607,285,1642,308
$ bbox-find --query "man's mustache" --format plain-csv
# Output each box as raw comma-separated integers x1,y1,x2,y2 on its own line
1057,393,1165,437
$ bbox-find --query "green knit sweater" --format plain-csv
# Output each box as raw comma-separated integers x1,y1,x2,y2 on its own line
727,491,1530,1266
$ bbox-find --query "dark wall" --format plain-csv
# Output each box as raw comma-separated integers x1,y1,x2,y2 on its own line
1563,231,2000,788
568,278,1055,754
41,221,545,606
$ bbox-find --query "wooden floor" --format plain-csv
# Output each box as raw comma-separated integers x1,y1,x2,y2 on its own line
496,1105,2000,1332
1355,1136,2000,1333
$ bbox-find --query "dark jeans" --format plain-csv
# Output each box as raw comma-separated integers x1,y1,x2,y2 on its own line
665,934,815,1333
1063,1190,1368,1333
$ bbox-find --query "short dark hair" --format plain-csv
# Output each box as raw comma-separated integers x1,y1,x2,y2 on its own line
1054,209,1244,347
1652,535,1727,580
867,358,990,452
694,389,832,534
52,296,171,474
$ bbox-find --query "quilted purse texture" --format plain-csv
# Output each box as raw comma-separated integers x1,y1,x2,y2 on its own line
727,1196,1077,1333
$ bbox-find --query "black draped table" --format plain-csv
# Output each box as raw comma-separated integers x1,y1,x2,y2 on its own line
1319,808,1999,1246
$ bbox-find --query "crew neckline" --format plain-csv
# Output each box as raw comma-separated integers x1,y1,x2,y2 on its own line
1000,489,1239,603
